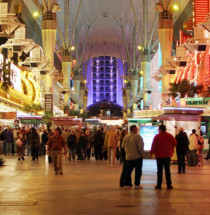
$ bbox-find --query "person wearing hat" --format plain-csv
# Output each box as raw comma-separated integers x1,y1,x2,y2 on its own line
175,127,189,173
47,128,67,175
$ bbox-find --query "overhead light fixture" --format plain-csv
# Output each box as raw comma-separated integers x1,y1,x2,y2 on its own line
172,4,179,11
138,45,143,51
139,70,143,75
51,3,60,13
33,11,39,18
158,65,176,75
70,46,75,51
103,12,108,18
183,42,208,52
197,44,207,51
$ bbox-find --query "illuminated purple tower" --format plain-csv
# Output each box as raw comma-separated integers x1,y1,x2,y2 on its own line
86,56,123,107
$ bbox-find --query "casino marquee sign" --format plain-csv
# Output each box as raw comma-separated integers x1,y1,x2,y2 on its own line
180,98,210,107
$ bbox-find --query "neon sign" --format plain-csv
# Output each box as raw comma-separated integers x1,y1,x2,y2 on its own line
187,100,208,105
180,98,210,107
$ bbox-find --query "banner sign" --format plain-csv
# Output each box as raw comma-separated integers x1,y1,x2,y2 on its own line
20,119,45,124
0,112,16,119
45,94,53,113
180,98,210,107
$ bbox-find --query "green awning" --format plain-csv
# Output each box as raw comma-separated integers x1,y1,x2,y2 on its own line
20,119,45,124
201,116,210,122
128,119,152,124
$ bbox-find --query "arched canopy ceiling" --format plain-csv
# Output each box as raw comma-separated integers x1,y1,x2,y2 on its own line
57,0,159,61
23,0,190,63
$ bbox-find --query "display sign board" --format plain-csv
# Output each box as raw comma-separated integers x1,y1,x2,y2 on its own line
20,119,45,124
45,94,53,113
140,126,159,151
180,98,210,107
0,112,16,119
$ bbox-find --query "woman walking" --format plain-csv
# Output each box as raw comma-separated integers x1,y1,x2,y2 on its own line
16,130,25,161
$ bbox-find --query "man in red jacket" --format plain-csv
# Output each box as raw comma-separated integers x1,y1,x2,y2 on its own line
150,125,177,190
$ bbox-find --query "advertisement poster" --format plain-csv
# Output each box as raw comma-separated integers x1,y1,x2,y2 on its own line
140,126,159,151
45,94,53,113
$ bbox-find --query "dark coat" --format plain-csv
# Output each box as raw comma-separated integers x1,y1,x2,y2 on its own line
79,136,87,149
175,131,189,152
92,131,104,147
4,129,14,143
67,134,76,148
29,132,40,148
42,132,49,144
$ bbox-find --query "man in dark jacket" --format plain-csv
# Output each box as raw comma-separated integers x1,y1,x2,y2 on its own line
67,130,76,161
150,125,177,190
79,132,87,160
28,128,40,161
41,129,49,155
175,127,189,174
4,127,14,155
92,129,104,160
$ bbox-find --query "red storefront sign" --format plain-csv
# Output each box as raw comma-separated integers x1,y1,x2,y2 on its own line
0,112,17,119
194,0,209,26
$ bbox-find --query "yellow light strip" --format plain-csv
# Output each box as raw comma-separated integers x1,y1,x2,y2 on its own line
0,95,23,108
27,72,41,104
0,83,33,108
21,71,33,100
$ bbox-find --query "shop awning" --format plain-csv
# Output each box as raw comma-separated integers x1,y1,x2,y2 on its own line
128,119,153,124
53,121,83,125
155,114,200,121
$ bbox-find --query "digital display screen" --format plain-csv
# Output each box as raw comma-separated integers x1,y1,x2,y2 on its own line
140,126,159,151
200,124,207,136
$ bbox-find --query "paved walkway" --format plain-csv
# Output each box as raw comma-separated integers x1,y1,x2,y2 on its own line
0,155,210,215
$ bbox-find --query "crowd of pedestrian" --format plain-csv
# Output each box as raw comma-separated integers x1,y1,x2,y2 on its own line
0,125,122,167
0,124,209,188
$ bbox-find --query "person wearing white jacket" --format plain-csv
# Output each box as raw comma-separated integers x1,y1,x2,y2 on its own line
189,129,199,166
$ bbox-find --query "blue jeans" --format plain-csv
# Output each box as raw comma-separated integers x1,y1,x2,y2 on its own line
156,157,172,187
125,157,143,186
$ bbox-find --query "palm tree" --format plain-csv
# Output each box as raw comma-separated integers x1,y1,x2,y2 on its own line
168,79,203,98
177,79,191,98
188,83,203,97
168,82,178,98
201,86,210,98
43,111,53,129
68,109,80,117
23,103,43,115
